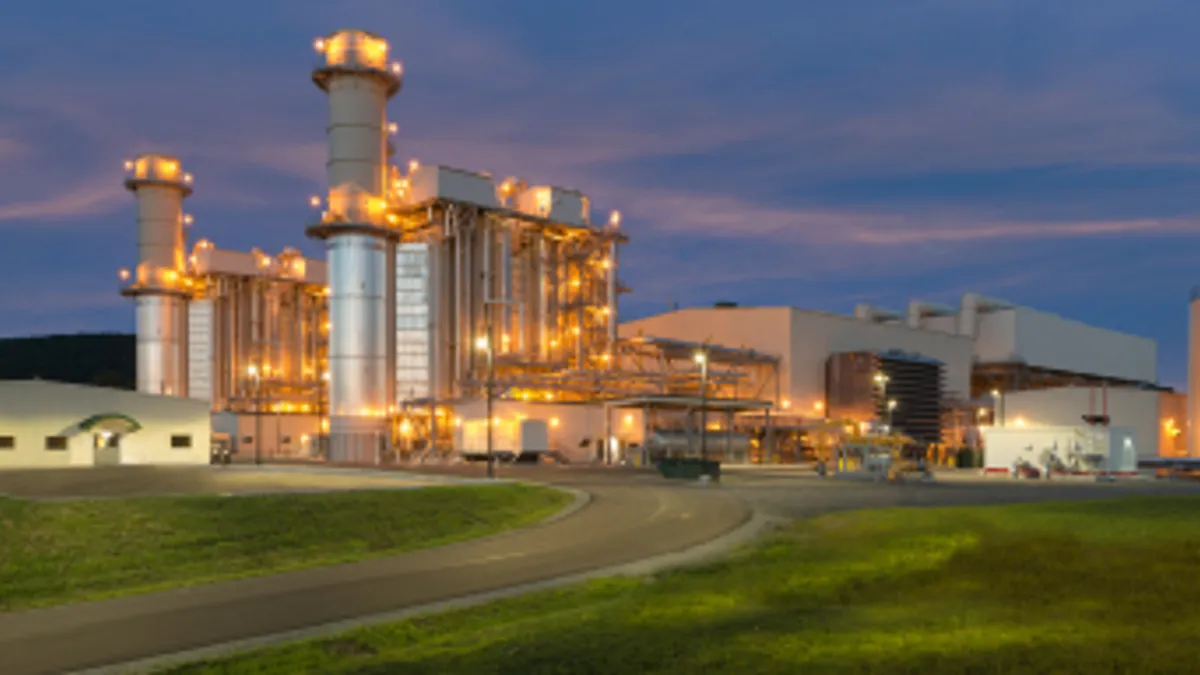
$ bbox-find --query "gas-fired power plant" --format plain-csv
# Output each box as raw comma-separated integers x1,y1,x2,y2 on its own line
117,28,1181,471
117,29,710,463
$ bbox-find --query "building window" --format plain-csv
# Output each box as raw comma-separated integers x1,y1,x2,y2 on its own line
0,436,14,450
45,436,68,451
170,434,192,449
242,436,253,445
282,435,292,445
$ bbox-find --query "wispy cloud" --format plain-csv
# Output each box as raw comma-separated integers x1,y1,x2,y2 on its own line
0,172,125,224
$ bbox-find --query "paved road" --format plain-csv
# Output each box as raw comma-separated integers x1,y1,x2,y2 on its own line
0,480,749,675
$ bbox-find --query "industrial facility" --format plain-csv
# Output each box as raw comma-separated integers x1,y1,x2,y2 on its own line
112,28,1193,473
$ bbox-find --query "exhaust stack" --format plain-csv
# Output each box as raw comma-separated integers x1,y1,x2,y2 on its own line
121,154,194,396
308,30,403,462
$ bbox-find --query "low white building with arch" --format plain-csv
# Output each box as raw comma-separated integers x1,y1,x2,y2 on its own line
0,380,210,469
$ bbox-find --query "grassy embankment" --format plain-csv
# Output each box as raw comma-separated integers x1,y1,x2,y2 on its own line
170,496,1200,675
0,484,570,611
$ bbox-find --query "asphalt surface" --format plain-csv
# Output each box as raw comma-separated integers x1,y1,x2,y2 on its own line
0,475,749,675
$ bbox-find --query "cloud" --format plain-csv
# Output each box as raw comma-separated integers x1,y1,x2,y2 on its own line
0,172,125,224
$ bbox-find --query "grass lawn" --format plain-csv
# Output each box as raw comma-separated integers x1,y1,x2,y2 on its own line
168,496,1200,675
0,484,570,611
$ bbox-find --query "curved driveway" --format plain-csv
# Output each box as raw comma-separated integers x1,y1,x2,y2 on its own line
0,480,749,675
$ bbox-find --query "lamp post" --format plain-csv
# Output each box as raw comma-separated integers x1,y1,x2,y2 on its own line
695,350,709,461
991,388,1005,427
887,398,898,430
248,365,262,465
476,334,495,479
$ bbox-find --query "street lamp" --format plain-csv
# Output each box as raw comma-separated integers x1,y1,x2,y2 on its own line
695,350,709,461
476,334,495,479
991,388,1005,427
248,365,262,465
887,398,898,430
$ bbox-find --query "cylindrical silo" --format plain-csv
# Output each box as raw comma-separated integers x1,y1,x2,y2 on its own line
123,153,193,397
310,29,402,462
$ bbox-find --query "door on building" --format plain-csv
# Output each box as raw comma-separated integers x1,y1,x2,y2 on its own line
94,432,121,465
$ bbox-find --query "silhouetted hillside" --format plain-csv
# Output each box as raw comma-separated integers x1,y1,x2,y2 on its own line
0,333,135,389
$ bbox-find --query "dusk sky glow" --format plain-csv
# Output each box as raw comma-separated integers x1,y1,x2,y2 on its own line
2,0,1199,387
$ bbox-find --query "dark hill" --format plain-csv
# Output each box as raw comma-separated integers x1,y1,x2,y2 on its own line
0,333,135,389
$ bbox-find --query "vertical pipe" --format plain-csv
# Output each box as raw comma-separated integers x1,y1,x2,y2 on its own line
499,224,511,354
574,256,584,368
537,233,549,361
388,240,398,410
453,208,464,390
607,237,619,360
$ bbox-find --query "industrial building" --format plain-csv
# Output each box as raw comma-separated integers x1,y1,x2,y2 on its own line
113,27,1189,470
0,380,210,469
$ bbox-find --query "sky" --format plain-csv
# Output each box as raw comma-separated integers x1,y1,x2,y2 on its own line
1,0,1199,388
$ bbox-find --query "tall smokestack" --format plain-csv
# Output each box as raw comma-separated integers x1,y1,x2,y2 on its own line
121,154,194,396
308,30,402,462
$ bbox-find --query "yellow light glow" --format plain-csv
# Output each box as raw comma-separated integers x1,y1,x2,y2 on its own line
408,159,420,173
158,159,179,178
118,269,130,281
571,326,581,336
475,336,489,350
183,214,194,226
123,160,134,171
1014,417,1027,427
162,269,178,283
550,339,560,348
309,195,321,208
543,392,555,401
550,417,560,428
313,37,326,52
399,420,413,436
387,122,398,135
391,61,403,75
781,399,791,409
454,416,463,427
623,413,634,426
813,401,824,412
609,210,621,227
183,173,193,184
321,419,330,432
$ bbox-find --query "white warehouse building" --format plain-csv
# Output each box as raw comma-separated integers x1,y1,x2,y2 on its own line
0,380,211,469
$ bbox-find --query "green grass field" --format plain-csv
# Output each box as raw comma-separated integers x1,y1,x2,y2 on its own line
0,484,570,611
167,496,1200,675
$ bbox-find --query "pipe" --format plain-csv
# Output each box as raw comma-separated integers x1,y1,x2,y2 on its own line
957,292,1014,337
906,300,955,329
537,234,549,361
607,237,619,358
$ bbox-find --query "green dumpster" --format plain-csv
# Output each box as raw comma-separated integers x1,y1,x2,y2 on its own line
657,458,721,481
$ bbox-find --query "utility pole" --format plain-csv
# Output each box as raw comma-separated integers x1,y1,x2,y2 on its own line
248,365,262,465
695,350,709,461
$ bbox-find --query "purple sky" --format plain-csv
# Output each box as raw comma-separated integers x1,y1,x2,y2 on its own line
2,0,1198,388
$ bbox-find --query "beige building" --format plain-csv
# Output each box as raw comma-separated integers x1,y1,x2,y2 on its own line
620,305,976,410
0,380,211,468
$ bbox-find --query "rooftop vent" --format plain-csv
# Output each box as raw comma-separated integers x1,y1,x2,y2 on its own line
714,301,738,309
